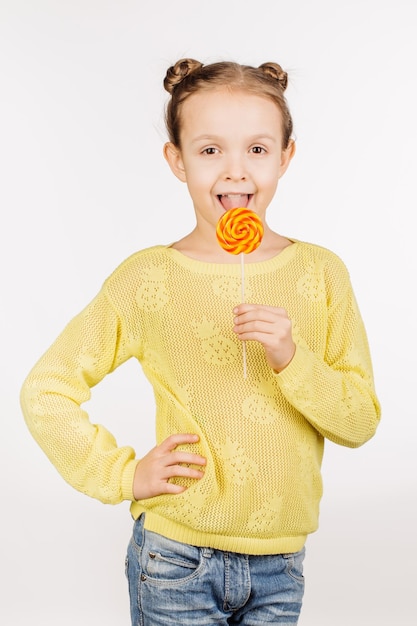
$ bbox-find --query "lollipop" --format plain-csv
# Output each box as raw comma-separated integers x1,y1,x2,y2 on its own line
216,208,264,378
216,207,264,255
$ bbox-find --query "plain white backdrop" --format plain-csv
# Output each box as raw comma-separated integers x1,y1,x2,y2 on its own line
1,1,416,624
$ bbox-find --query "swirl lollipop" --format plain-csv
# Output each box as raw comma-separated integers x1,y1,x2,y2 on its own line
216,207,264,255
216,208,264,378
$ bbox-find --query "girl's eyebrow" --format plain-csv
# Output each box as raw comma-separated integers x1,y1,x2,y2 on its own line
190,134,221,144
248,134,279,143
190,134,278,145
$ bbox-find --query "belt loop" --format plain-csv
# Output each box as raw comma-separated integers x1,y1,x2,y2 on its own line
202,547,214,558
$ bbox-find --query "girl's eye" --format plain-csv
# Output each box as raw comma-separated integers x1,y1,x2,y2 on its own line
250,146,266,154
202,147,218,155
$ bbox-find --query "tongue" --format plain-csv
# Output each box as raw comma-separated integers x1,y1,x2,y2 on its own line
220,195,249,210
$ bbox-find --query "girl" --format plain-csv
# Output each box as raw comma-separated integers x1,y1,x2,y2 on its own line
21,58,381,624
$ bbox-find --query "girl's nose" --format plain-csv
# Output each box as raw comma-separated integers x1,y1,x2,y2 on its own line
224,156,247,181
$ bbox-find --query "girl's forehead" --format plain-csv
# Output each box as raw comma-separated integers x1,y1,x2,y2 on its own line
178,90,284,146
182,87,281,118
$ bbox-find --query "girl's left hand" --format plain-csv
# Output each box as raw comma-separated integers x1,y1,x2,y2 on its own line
233,303,296,373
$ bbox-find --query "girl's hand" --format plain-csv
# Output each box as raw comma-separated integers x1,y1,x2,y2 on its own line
132,434,206,500
233,303,296,373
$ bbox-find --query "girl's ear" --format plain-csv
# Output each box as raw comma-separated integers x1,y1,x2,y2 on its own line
279,139,296,178
163,142,187,182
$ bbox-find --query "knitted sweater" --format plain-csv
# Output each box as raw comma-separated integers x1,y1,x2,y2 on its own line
20,242,380,555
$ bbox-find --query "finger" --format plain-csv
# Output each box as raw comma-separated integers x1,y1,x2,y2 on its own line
164,465,205,480
235,308,288,325
168,453,207,468
234,303,285,315
238,328,292,346
234,320,277,337
161,482,187,495
160,433,200,452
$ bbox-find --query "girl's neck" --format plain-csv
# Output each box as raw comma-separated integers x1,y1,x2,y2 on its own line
170,225,293,264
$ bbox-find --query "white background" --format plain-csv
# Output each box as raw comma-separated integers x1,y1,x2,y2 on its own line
1,1,416,624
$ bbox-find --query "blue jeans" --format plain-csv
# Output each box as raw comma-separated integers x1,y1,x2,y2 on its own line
125,515,305,625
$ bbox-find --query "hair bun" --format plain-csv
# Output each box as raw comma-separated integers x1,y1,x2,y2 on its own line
258,62,288,91
164,58,204,94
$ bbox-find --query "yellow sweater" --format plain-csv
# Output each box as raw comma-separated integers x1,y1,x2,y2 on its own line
21,242,380,554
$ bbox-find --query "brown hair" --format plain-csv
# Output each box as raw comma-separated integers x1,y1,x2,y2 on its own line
164,58,293,149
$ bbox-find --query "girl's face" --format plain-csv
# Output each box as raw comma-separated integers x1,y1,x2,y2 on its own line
164,87,294,234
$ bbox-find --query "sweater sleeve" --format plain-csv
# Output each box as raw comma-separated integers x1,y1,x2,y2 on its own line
20,288,139,504
276,257,381,448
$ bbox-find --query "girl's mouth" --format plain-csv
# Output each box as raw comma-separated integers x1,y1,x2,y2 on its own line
217,194,252,211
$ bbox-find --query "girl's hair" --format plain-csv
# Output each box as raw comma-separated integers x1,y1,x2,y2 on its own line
164,58,293,149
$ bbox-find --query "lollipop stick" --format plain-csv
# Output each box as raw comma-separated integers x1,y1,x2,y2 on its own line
241,252,247,379
216,208,263,380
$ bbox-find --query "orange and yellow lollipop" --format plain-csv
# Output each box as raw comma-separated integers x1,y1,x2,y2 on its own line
216,208,264,378
216,207,264,254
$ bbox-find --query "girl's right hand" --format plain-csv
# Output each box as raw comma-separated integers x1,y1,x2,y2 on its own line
132,433,206,500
